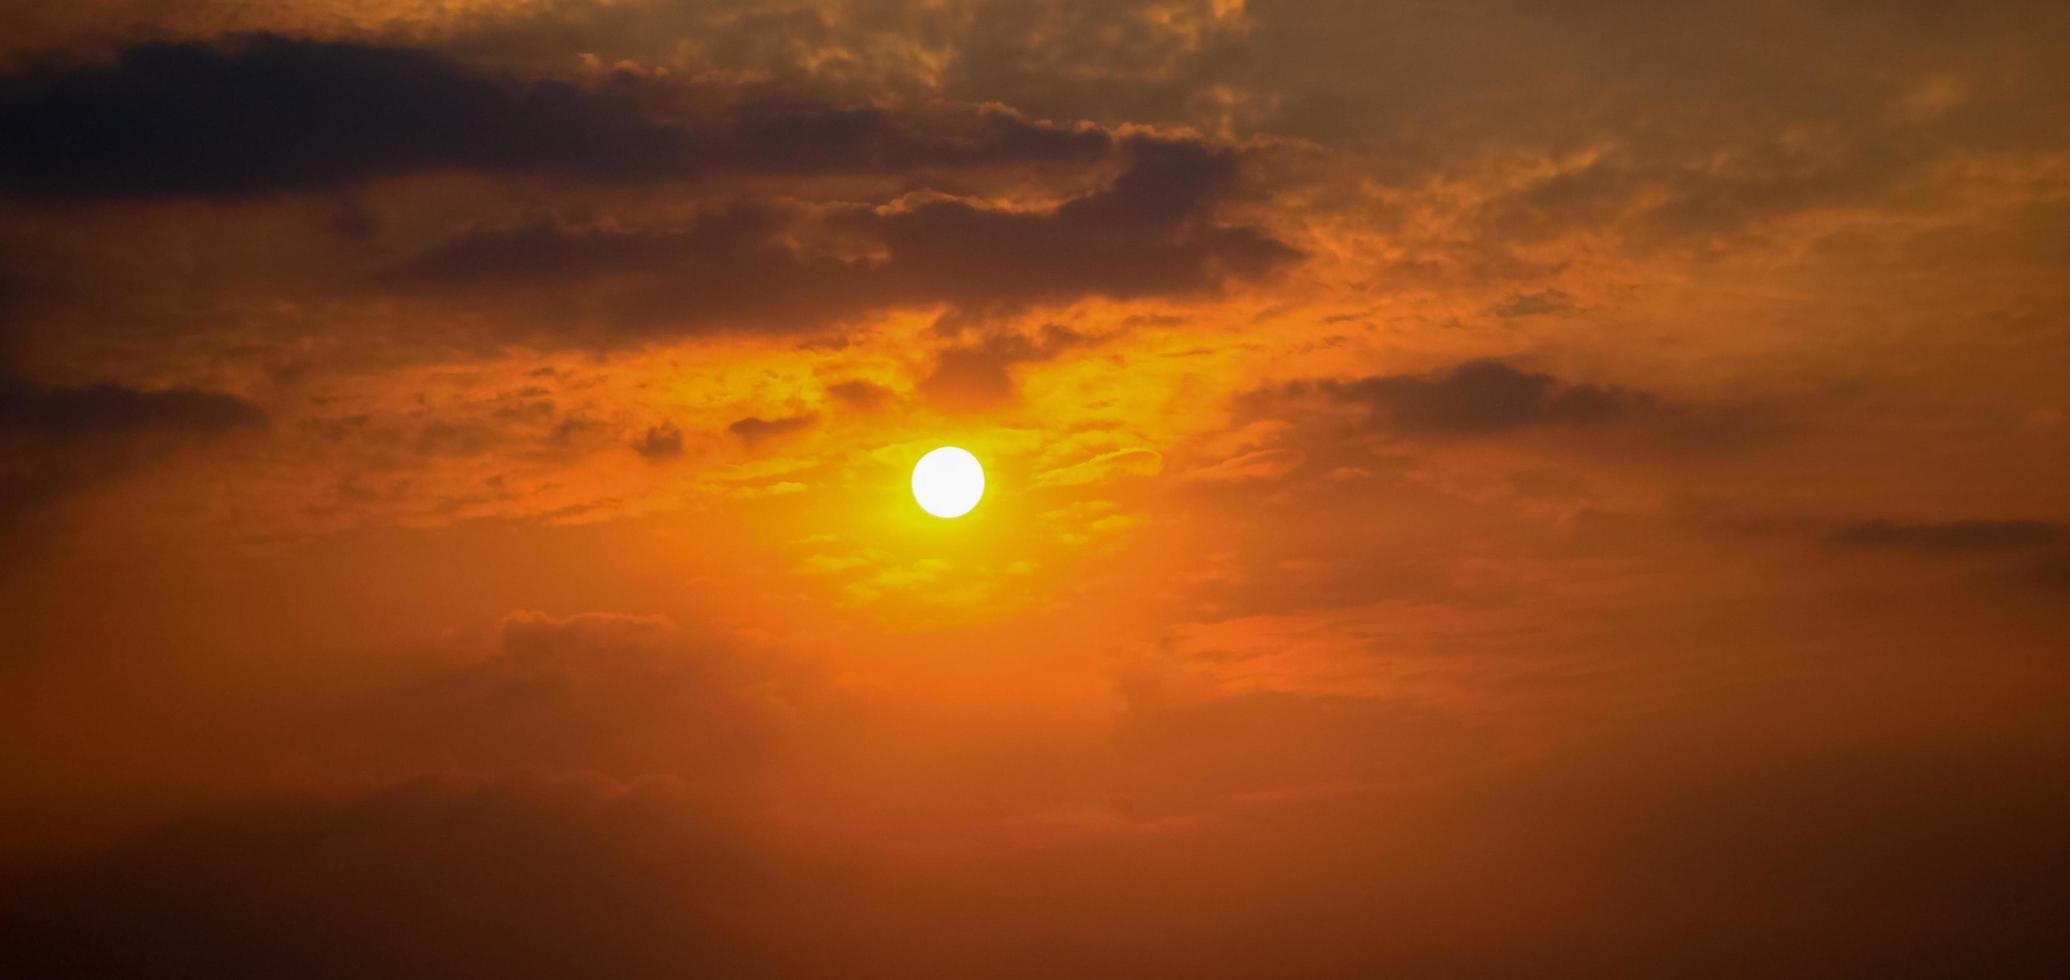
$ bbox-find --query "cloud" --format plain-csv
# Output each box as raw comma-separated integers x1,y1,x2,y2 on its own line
1179,447,1305,484
0,35,1131,201
0,376,263,531
0,36,690,199
1236,359,1763,463
384,137,1297,343
1827,519,2062,552
1318,359,1652,435
919,324,1094,409
1825,519,2070,588
632,422,684,460
866,137,1298,307
1490,288,1576,319
707,95,1115,173
1034,448,1163,487
0,377,261,434
727,413,816,447
824,380,896,411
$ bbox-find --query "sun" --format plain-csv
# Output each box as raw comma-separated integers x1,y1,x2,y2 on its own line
912,446,985,518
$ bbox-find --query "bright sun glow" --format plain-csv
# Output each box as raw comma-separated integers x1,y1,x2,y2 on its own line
912,446,985,518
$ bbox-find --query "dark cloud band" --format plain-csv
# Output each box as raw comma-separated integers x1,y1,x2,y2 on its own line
0,35,1122,200
383,138,1298,343
0,378,262,434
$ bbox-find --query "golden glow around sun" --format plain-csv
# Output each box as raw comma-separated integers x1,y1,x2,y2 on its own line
912,446,985,518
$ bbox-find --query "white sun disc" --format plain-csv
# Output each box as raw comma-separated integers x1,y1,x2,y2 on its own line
912,446,984,518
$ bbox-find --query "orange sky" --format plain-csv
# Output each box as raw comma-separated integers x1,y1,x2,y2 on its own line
3,2,2069,976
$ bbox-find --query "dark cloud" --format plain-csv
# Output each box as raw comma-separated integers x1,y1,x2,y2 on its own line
1828,519,2063,552
0,36,689,199
0,377,261,434
1490,288,1576,319
2030,553,2070,590
0,377,262,532
1217,360,1763,495
0,35,1127,201
727,413,816,447
920,323,1091,409
708,97,1114,174
788,0,2069,272
383,202,888,345
386,138,1297,342
393,221,702,286
632,422,684,460
1318,359,1652,435
857,137,1296,304
825,379,896,411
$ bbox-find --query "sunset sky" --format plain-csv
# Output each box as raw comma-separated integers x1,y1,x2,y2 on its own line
3,1,2068,975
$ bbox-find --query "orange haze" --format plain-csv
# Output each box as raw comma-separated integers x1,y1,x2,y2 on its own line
3,2,2068,976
